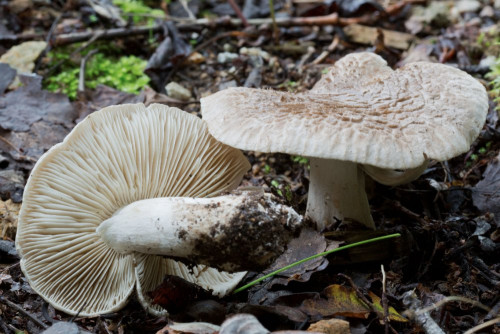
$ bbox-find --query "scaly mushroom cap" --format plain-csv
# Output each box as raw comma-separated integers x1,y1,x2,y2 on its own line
201,52,488,169
16,104,250,316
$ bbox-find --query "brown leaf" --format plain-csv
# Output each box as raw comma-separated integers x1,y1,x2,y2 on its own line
301,285,371,319
301,284,407,322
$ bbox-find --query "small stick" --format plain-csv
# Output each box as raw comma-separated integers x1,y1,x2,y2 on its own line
381,265,390,334
463,317,500,334
227,0,248,27
179,0,196,20
0,296,48,329
311,35,340,65
402,290,445,334
0,137,36,163
34,14,62,72
78,49,99,94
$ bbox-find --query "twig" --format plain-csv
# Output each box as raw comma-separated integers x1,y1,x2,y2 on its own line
48,12,377,47
53,25,161,46
34,14,62,72
402,290,446,334
0,137,37,163
78,49,99,94
311,34,340,65
0,296,48,329
179,0,196,20
414,296,491,315
46,31,105,76
381,265,390,334
227,0,248,27
463,317,500,334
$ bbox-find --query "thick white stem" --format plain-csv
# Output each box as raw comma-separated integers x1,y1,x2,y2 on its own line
97,191,302,272
362,161,428,186
306,158,375,230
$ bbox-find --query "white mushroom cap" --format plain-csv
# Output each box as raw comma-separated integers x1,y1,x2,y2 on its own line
15,104,250,316
201,52,488,230
201,52,488,169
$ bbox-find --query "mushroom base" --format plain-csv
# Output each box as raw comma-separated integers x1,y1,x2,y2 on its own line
97,190,303,272
306,158,375,230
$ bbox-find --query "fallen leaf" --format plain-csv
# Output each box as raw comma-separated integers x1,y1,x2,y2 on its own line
301,285,371,319
368,291,408,323
472,153,500,227
145,22,192,93
301,284,407,322
0,63,16,94
0,41,46,88
0,75,75,132
0,170,24,203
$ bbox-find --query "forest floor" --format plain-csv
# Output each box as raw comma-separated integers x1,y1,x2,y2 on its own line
0,0,499,333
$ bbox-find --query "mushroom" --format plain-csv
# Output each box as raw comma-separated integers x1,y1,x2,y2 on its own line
201,52,488,230
16,103,259,316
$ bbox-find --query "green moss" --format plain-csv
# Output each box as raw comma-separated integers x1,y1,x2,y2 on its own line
112,0,165,25
45,51,149,100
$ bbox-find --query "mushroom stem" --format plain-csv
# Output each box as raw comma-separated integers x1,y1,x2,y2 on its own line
362,161,429,186
97,190,302,272
306,158,375,230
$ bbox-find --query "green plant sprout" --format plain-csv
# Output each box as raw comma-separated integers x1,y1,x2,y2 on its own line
233,233,401,293
112,0,165,25
291,155,309,165
45,53,149,100
270,179,292,201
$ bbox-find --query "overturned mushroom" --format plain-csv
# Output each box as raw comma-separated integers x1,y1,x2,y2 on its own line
15,104,300,317
201,52,488,230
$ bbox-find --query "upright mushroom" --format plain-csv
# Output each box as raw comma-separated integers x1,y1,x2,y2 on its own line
201,52,488,230
16,103,293,316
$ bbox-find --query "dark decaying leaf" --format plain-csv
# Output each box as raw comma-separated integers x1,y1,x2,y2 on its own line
0,63,16,94
337,0,385,17
0,240,18,262
149,275,212,313
266,228,329,278
145,22,192,93
472,153,500,227
300,284,407,322
0,75,75,132
0,169,24,202
242,0,283,19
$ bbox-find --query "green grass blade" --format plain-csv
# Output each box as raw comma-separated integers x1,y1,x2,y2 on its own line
233,233,401,294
